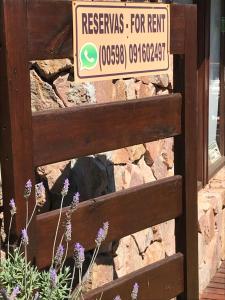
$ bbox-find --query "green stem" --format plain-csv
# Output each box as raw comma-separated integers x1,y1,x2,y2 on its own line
7,215,13,255
26,200,29,228
52,195,64,266
62,241,69,269
24,245,27,299
69,264,76,298
26,202,37,229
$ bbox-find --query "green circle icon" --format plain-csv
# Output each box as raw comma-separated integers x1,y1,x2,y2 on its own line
80,43,98,70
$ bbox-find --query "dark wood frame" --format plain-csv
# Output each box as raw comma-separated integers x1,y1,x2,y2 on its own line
196,0,225,185
0,2,198,299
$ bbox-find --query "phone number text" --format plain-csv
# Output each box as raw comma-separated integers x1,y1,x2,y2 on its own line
99,43,166,70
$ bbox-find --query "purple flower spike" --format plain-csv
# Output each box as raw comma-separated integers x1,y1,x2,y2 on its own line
65,220,72,242
49,268,57,288
24,179,32,199
54,244,64,266
9,198,16,215
21,228,29,246
74,242,85,268
61,178,69,197
95,221,109,246
10,285,20,299
131,283,139,300
114,296,121,300
70,192,80,211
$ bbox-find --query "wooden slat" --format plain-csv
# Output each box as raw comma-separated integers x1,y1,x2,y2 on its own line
170,4,185,54
84,253,184,300
36,175,182,267
0,0,36,257
174,4,198,300
27,2,185,60
33,93,181,167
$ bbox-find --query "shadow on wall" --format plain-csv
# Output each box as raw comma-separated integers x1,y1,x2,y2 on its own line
36,155,115,211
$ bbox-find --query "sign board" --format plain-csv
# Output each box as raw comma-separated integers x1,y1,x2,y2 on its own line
72,1,170,83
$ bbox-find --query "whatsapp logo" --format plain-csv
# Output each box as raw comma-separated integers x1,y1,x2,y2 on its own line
80,43,98,70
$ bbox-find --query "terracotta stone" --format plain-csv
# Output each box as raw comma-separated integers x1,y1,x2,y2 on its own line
53,73,71,106
128,164,144,188
91,255,114,289
94,80,116,103
34,59,72,80
144,241,165,265
135,81,156,98
131,228,153,254
114,165,130,191
114,235,143,277
110,148,130,165
199,262,211,292
136,76,152,84
149,74,169,88
137,157,156,183
145,140,164,166
151,157,168,179
160,220,175,256
198,233,206,267
157,89,169,95
114,79,126,101
30,69,64,112
152,225,162,243
125,78,136,100
126,144,146,162
198,208,215,244
222,209,225,260
204,233,221,279
161,138,174,169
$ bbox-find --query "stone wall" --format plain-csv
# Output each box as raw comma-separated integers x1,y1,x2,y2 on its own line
198,167,225,292
30,55,225,294
30,58,176,291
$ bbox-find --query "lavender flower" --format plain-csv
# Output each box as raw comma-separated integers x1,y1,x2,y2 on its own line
131,283,139,300
65,220,72,242
9,198,16,215
74,242,85,268
70,192,80,211
54,244,64,266
61,178,69,197
24,179,32,199
49,268,57,288
95,221,109,246
114,296,121,300
21,228,29,245
10,286,20,299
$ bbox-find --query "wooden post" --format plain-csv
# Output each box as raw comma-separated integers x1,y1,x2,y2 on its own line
0,0,36,260
174,5,199,300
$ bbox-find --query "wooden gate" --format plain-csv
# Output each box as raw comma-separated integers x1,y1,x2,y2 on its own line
0,2,198,299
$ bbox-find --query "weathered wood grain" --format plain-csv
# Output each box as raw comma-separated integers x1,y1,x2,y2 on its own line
33,93,181,166
84,253,184,300
36,175,182,267
27,2,185,60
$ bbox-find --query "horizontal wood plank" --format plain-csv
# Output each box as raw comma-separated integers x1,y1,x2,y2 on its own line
36,175,182,267
33,93,181,166
27,2,185,60
84,253,184,300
